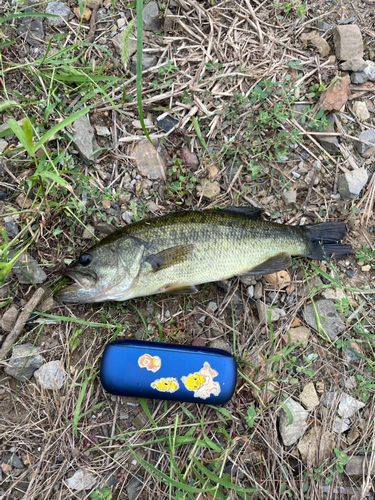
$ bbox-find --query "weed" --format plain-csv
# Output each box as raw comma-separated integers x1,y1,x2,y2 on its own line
150,61,179,93
90,487,112,500
334,297,350,316
274,0,306,17
357,246,375,270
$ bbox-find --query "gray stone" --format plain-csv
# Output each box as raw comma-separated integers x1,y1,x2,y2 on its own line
345,346,362,364
337,168,368,199
351,71,368,84
278,398,309,446
246,285,254,298
209,338,231,353
318,20,332,32
364,61,375,81
0,285,9,299
133,140,166,180
354,128,375,154
11,251,47,284
66,469,97,490
314,113,339,154
333,25,363,61
126,476,143,500
130,53,158,74
112,30,137,58
253,282,263,300
282,190,297,205
340,17,356,24
0,139,8,154
82,224,95,240
338,393,365,418
346,456,375,476
72,113,99,164
1,306,19,332
95,125,111,136
332,416,350,433
256,300,286,323
340,56,368,72
17,8,44,46
3,453,24,469
101,471,118,491
164,8,174,32
239,274,256,286
157,114,178,132
34,360,66,390
143,1,160,31
5,343,45,381
4,217,19,239
132,412,148,429
304,299,345,341
46,1,72,27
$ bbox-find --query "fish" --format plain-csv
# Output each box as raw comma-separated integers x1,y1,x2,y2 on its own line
54,207,353,304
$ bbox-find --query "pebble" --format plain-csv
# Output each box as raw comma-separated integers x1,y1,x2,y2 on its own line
143,1,160,30
66,469,97,490
351,71,368,84
10,250,47,284
4,217,19,239
353,101,370,121
239,274,256,286
317,20,332,32
17,8,44,46
345,456,375,476
333,25,363,60
5,343,45,381
0,191,7,200
132,118,153,129
364,61,375,81
0,285,9,299
304,299,345,341
34,360,66,390
338,393,365,418
46,1,72,27
337,167,368,199
126,477,143,500
1,306,19,331
332,416,350,433
253,282,262,300
133,140,166,180
353,128,375,154
282,190,297,205
362,264,371,272
246,285,254,298
299,382,320,410
3,453,24,469
339,56,368,72
196,179,221,200
256,300,286,323
72,113,100,164
122,211,133,224
180,145,199,169
279,398,309,446
130,53,158,74
132,412,148,429
82,224,95,240
321,288,346,300
210,338,231,352
207,301,218,314
95,125,111,136
314,113,339,154
286,326,310,347
297,427,335,467
157,114,179,132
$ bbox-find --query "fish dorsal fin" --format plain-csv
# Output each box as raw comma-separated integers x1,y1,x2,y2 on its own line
249,252,292,275
219,206,264,220
161,283,198,295
145,244,194,272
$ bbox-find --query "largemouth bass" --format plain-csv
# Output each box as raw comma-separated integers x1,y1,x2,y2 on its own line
55,207,353,303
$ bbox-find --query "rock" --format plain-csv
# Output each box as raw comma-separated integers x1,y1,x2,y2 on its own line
344,375,357,391
100,470,118,492
82,224,95,239
318,20,332,32
11,251,47,284
314,113,339,153
321,288,346,301
1,306,19,332
297,427,335,467
180,145,199,169
3,453,24,469
5,343,45,381
126,477,143,500
0,285,9,299
95,125,111,136
333,25,363,60
338,393,365,418
73,6,92,22
207,301,218,313
16,193,33,209
133,140,166,180
209,338,230,352
246,285,254,297
157,114,179,132
337,168,368,199
354,128,375,154
130,53,158,74
112,30,137,56
240,274,256,286
253,282,262,300
256,300,286,323
0,139,8,154
4,217,19,239
38,295,55,313
286,326,311,348
332,417,350,433
282,190,297,205
196,179,221,200
132,412,148,429
304,300,345,341
143,1,160,31
72,113,99,164
0,191,7,200
318,75,350,111
132,118,153,129
340,57,368,72
86,0,102,7
278,398,309,446
66,469,97,490
364,61,375,81
46,1,72,27
346,456,375,476
34,360,66,390
351,71,368,84
122,211,133,224
17,8,44,46
164,8,174,32
300,31,330,57
299,382,319,410
353,101,370,121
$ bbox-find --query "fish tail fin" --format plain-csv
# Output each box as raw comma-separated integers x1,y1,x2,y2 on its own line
302,222,354,260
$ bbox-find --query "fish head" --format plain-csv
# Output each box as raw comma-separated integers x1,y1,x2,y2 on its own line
55,237,145,303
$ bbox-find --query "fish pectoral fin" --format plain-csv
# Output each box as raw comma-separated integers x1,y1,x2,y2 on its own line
219,206,264,219
160,283,198,295
145,244,194,272
249,252,292,275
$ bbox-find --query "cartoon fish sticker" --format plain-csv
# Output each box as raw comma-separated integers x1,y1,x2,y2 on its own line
138,354,161,373
151,377,180,393
181,362,221,400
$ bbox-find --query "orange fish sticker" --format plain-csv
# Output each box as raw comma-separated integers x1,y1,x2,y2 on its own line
138,353,161,373
181,362,221,400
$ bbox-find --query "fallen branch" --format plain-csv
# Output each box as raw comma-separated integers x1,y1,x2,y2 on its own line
0,287,45,361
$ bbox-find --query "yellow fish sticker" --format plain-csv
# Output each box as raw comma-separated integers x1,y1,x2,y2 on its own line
151,377,180,393
138,353,161,373
181,362,221,400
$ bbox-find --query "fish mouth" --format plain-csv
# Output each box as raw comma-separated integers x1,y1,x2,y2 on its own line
54,270,99,303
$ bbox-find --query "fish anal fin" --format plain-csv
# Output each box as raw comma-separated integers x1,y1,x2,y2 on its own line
160,283,198,295
145,244,194,272
219,206,264,219
249,252,292,275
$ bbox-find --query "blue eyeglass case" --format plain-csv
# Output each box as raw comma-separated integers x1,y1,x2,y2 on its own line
100,340,237,405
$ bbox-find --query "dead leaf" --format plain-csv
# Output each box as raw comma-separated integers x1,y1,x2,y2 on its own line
1,463,12,473
318,75,350,111
264,270,291,289
291,317,301,327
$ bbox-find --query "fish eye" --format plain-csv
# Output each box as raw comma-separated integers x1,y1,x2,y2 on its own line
79,253,92,266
